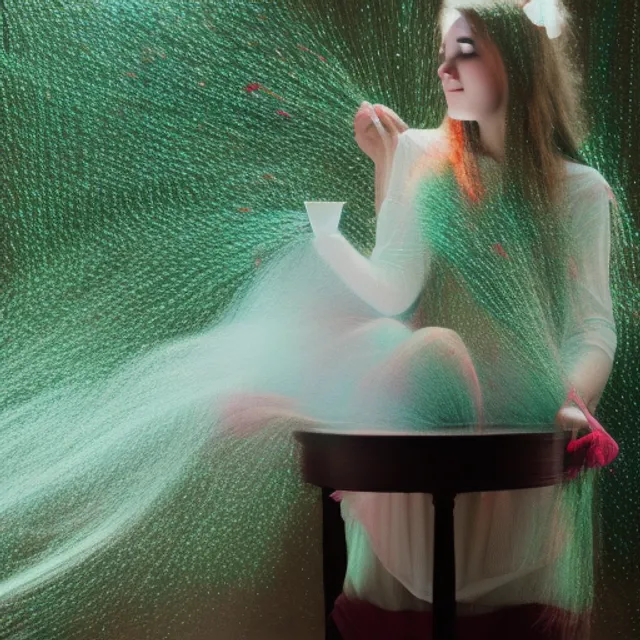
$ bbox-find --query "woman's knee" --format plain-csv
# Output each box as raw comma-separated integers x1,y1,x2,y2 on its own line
412,327,467,352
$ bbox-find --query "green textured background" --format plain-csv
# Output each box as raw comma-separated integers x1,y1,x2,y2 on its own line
1,0,638,637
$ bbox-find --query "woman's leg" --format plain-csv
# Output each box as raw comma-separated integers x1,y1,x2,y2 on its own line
354,326,484,428
217,319,413,436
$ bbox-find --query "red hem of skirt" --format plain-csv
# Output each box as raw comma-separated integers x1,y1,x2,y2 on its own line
331,593,589,640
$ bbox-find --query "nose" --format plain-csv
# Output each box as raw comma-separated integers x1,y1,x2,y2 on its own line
438,59,459,82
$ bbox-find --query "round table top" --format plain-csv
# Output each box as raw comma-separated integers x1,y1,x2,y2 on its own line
294,426,579,494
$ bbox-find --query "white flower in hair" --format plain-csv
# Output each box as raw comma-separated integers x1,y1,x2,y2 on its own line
523,0,565,39
442,0,565,40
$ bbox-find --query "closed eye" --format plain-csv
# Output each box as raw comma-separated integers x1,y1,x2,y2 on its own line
438,37,478,64
457,37,477,57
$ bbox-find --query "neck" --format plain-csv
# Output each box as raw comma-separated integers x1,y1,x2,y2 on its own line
477,112,506,162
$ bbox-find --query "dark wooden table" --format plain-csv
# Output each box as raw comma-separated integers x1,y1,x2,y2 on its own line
295,426,581,640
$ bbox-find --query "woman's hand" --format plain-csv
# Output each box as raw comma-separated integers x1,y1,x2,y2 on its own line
354,101,408,166
557,387,619,479
554,405,589,435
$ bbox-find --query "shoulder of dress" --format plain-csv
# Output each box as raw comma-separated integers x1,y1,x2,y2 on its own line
397,128,449,176
563,160,613,203
562,162,616,225
402,127,447,153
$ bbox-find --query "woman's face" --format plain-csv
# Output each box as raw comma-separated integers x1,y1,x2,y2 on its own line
438,13,507,122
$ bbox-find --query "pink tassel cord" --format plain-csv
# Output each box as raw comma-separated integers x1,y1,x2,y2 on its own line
564,386,619,478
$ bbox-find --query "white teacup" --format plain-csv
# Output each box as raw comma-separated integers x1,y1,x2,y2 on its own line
304,201,346,237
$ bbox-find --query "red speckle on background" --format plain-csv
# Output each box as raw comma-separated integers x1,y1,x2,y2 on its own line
237,207,252,213
276,110,291,118
297,44,327,63
245,83,261,92
492,243,510,259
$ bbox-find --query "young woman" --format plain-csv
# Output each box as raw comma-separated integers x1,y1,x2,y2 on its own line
1,1,621,638
310,2,619,639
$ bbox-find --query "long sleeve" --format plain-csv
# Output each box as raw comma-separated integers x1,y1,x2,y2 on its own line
312,130,430,317
560,173,617,409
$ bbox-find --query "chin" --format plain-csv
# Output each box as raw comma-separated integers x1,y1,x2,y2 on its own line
446,107,478,121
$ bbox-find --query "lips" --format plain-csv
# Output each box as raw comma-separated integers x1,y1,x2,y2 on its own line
446,87,464,93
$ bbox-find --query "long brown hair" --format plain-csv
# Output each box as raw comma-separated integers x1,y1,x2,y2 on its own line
439,2,587,206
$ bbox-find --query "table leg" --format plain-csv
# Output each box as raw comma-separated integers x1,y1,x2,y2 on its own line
432,491,457,639
322,487,347,640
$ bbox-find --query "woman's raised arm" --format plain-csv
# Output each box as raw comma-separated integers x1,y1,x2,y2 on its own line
312,130,430,317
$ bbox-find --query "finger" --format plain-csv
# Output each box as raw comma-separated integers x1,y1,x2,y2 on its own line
356,101,375,117
356,101,372,117
362,113,384,134
374,105,396,126
374,104,409,131
357,103,383,130
354,104,378,130
376,110,399,136
354,110,375,128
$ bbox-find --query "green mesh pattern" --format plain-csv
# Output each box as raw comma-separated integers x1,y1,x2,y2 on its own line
0,1,638,638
